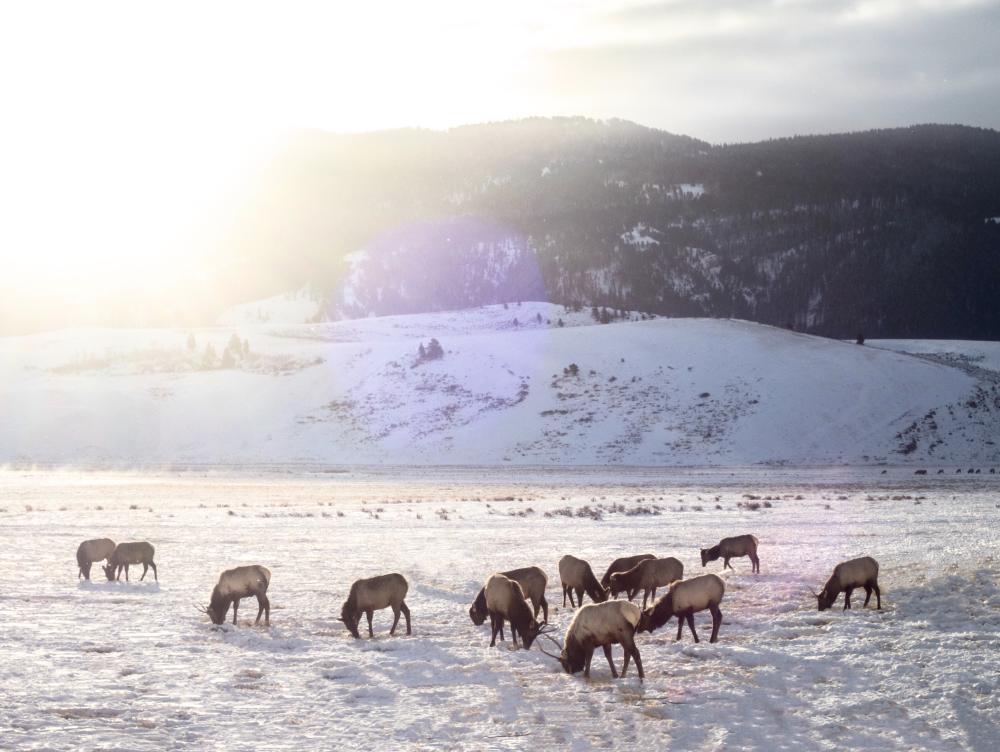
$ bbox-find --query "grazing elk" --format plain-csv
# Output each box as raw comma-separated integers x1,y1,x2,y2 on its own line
610,556,684,609
600,553,656,597
700,534,760,573
102,542,157,582
638,573,725,643
76,538,115,580
814,556,881,611
200,565,271,626
558,554,608,607
483,573,540,649
469,566,548,632
558,600,644,680
340,573,411,638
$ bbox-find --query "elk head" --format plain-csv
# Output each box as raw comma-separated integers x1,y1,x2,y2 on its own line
339,603,361,638
468,603,487,626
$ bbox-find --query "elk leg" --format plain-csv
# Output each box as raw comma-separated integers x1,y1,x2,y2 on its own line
584,646,594,678
489,613,499,646
752,554,760,573
124,564,130,581
366,610,374,637
576,587,584,606
709,604,722,643
568,587,576,607
539,596,548,625
723,557,732,570
232,598,240,625
562,584,567,607
511,622,519,647
390,605,401,636
676,616,684,641
140,563,149,581
254,593,266,625
631,645,644,680
622,632,642,679
150,561,157,582
400,601,411,634
863,585,873,607
603,644,618,678
844,588,853,610
687,611,700,643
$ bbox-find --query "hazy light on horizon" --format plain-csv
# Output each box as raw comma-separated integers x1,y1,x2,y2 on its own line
1,0,998,325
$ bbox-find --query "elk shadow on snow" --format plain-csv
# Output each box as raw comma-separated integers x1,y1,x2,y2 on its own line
78,580,161,594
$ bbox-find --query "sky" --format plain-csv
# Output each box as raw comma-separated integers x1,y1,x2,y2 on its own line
0,0,998,329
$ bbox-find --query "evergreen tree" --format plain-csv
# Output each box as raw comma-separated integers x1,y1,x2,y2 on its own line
202,343,217,369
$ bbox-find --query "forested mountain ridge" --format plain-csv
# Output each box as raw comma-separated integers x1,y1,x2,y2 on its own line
212,119,1000,338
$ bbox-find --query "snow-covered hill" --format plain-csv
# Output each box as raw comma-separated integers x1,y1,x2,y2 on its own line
1,304,997,467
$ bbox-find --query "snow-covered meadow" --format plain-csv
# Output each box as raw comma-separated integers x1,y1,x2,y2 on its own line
1,467,997,750
2,303,998,468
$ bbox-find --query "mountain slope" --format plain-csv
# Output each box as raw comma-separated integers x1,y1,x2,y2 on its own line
209,119,1000,340
2,305,997,467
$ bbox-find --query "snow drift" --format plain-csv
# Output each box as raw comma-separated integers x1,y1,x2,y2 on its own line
1,303,997,467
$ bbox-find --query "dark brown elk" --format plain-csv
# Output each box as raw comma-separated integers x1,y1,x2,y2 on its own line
637,574,725,643
609,557,684,609
102,542,157,582
483,573,540,649
557,601,644,680
814,556,881,611
76,538,115,580
469,566,548,632
600,553,656,597
700,534,760,573
558,554,608,607
200,565,271,626
340,573,411,638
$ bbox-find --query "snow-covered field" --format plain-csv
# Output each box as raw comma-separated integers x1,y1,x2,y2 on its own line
2,304,998,467
1,468,998,750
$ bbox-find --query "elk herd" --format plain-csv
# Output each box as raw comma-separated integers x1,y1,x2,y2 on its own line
75,532,883,682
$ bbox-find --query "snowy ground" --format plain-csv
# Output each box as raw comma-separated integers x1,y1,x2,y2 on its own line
2,304,998,467
1,467,998,750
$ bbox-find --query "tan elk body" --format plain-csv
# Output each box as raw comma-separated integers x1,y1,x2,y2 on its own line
600,553,656,594
103,542,157,582
203,565,271,626
558,554,609,607
559,600,644,680
638,573,725,643
701,534,760,573
340,573,411,638
469,566,548,628
77,538,115,580
816,556,881,611
483,573,540,648
610,556,684,608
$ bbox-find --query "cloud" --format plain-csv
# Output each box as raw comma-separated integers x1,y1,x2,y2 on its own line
533,0,1000,141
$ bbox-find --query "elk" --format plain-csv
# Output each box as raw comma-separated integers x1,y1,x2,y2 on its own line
700,534,760,573
558,554,608,607
637,573,725,643
199,565,271,626
610,556,684,609
556,600,644,680
600,553,656,596
76,538,115,580
340,573,411,638
469,566,548,632
102,542,157,582
483,573,540,649
814,556,881,611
